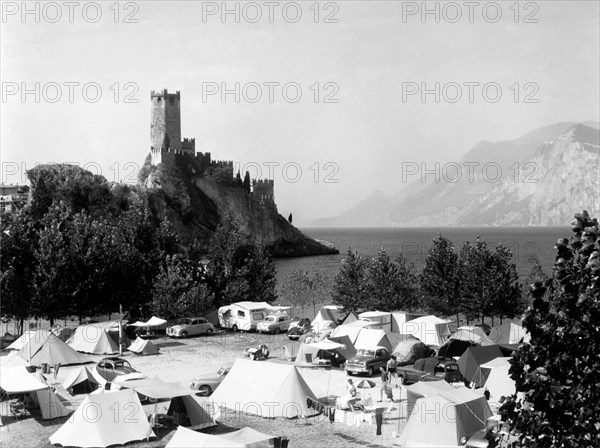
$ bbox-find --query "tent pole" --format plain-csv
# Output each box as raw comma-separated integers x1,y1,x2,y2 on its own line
119,304,123,356
28,319,32,363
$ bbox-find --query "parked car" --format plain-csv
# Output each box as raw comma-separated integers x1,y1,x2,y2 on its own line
256,314,293,334
345,346,392,377
396,357,463,385
96,357,138,382
166,317,215,338
190,363,233,396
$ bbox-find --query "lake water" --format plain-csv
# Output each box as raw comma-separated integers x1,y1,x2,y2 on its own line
274,227,567,293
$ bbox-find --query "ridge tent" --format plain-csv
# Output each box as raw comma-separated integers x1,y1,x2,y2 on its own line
489,321,530,345
329,325,362,345
166,426,274,448
62,366,100,395
19,331,92,366
166,395,219,429
327,334,357,360
281,342,300,361
0,351,28,367
340,311,359,325
294,339,350,366
49,389,154,447
128,337,159,355
437,339,478,359
354,328,394,352
475,357,516,405
398,388,492,447
450,326,495,346
311,308,338,333
402,380,455,414
209,359,317,418
457,345,504,387
68,325,119,355
400,315,453,347
6,330,51,351
0,366,70,420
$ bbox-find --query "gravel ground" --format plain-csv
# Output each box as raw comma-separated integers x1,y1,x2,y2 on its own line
0,330,408,448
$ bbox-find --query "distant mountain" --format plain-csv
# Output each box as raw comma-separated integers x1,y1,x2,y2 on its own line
309,121,599,227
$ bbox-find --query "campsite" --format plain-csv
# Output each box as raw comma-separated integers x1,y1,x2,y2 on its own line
0,308,529,448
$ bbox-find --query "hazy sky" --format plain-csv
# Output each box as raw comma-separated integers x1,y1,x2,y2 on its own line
2,1,599,223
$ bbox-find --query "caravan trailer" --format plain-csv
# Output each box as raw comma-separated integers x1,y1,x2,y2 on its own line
218,302,274,332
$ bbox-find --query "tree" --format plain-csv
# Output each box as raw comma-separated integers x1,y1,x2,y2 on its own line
283,270,332,315
491,211,600,447
520,255,548,312
152,255,213,320
243,171,251,194
420,234,461,322
362,249,420,312
332,249,367,313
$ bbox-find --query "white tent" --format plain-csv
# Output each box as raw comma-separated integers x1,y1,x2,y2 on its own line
328,325,363,345
6,330,51,351
0,351,28,367
398,388,492,447
311,308,338,333
400,315,453,347
166,426,274,448
19,331,91,366
62,366,100,394
354,328,394,352
166,395,219,429
209,359,317,418
68,325,119,355
0,366,70,420
489,322,530,345
476,357,516,405
128,337,159,355
49,389,155,447
451,326,495,346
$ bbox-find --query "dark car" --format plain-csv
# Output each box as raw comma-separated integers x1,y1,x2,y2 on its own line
287,318,312,340
96,357,138,382
345,346,391,377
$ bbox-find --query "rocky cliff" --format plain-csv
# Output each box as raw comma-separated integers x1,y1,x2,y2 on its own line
140,153,338,257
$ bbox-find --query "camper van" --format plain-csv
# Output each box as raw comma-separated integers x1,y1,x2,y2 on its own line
218,302,274,332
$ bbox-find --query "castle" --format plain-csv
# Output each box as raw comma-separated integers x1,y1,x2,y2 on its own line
150,89,275,208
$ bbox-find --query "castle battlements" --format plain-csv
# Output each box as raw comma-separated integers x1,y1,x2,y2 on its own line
149,89,275,209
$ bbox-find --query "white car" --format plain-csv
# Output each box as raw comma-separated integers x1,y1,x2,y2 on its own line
256,314,293,334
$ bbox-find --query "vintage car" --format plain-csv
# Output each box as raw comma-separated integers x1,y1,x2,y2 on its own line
396,357,463,385
166,317,215,338
95,357,139,382
345,346,391,377
190,363,233,396
256,314,293,334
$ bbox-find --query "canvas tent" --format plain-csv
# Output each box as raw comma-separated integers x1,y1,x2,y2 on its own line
402,380,456,414
209,359,317,418
457,345,504,387
437,339,478,359
294,338,355,366
6,330,51,351
354,328,394,352
400,315,453,347
0,366,70,420
398,388,492,447
0,351,28,367
166,426,274,448
311,308,338,333
63,366,100,395
489,321,530,345
128,337,159,355
340,311,359,325
68,324,119,355
49,389,154,447
281,342,300,361
329,325,363,345
450,326,495,346
475,357,516,405
18,331,91,366
166,395,219,428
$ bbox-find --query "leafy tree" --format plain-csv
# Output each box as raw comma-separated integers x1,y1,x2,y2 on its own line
206,214,277,307
492,211,600,447
520,255,548,312
332,249,367,313
152,255,214,320
420,234,461,322
283,270,332,315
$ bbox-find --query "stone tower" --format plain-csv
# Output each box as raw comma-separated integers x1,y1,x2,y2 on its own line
151,89,181,163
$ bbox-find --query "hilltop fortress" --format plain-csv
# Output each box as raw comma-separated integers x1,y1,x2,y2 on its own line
149,89,275,209
142,89,337,257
